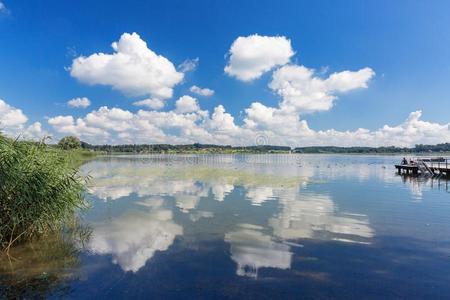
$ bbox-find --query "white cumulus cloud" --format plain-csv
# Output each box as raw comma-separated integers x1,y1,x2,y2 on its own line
190,85,214,97
70,32,184,99
41,32,448,147
0,99,28,127
45,101,450,147
67,97,91,108
269,65,375,113
225,34,294,81
0,99,47,140
175,95,200,114
133,98,165,110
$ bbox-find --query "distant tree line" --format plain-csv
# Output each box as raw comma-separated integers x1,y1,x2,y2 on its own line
293,143,450,154
80,141,291,153
413,143,450,153
77,140,450,154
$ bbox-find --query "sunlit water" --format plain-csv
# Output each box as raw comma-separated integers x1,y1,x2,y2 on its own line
2,154,450,299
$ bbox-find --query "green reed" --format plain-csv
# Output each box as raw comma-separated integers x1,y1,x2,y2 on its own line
0,134,89,251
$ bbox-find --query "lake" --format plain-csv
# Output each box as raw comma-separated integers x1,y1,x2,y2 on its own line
2,154,450,299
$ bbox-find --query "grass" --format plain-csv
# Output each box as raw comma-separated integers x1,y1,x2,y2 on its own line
0,134,90,252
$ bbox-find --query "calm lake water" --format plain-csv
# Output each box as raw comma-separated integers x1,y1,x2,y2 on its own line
2,154,450,299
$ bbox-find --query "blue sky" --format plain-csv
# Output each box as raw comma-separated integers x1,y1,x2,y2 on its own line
0,0,449,146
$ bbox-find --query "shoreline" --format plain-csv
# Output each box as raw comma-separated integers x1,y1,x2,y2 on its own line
92,151,450,156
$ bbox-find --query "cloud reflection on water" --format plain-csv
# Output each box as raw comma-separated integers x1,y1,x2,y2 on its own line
225,224,292,278
87,198,183,272
82,155,380,274
270,192,374,243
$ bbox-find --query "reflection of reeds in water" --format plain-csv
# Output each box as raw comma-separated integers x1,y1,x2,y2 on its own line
0,221,91,299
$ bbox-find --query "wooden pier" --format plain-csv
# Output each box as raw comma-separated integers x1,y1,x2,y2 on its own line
395,157,450,178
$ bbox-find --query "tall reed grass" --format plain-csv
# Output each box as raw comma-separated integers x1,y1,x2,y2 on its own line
0,134,88,251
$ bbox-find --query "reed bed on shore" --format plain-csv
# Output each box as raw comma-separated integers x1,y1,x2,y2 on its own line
0,134,88,251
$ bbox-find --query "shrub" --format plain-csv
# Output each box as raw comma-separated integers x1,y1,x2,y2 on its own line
58,136,81,150
0,134,88,251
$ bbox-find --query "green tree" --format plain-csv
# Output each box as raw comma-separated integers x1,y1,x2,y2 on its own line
58,136,81,150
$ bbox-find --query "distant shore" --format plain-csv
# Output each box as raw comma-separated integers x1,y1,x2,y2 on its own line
78,142,450,155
